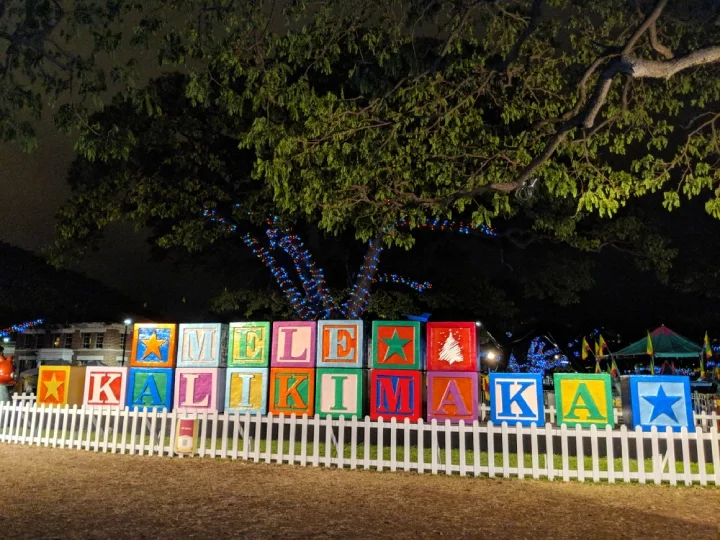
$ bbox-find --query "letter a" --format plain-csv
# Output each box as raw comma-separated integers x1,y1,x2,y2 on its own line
435,380,470,416
565,383,604,420
135,376,162,405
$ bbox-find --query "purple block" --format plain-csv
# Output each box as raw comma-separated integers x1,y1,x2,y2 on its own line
173,368,226,412
270,321,317,368
427,371,478,424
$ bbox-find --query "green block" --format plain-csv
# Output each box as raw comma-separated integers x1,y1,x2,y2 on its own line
554,373,614,428
228,322,270,367
315,368,364,419
370,321,421,370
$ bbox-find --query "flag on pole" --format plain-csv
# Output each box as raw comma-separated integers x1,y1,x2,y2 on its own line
646,331,654,356
610,358,619,377
581,337,591,361
702,332,712,377
595,341,601,358
599,335,608,357
595,361,601,374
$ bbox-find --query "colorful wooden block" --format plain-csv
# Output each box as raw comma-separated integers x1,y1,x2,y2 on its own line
316,320,364,368
225,368,269,414
271,321,316,368
37,365,86,407
83,367,128,407
622,375,695,432
489,373,544,426
177,323,228,368
427,372,478,423
370,321,421,370
269,368,315,415
127,367,174,410
228,322,270,367
315,368,363,419
554,373,614,428
426,322,477,372
173,368,226,412
370,369,422,421
129,323,177,368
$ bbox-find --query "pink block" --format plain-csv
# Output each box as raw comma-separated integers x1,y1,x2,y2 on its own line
271,321,317,368
83,367,128,407
173,368,226,412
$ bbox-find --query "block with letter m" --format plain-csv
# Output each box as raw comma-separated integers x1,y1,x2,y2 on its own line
370,369,421,421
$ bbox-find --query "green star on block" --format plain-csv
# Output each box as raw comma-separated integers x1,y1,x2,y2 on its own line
382,330,411,361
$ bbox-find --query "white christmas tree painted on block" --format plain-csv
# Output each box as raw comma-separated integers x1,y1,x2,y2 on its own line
439,331,464,365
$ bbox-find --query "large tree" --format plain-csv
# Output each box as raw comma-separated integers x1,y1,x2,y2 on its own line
2,0,718,316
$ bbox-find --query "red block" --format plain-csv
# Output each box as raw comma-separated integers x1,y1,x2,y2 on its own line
426,322,477,372
369,369,422,421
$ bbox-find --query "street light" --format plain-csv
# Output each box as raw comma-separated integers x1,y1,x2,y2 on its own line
121,319,132,367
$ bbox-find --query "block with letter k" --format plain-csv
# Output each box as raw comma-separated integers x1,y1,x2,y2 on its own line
269,368,315,416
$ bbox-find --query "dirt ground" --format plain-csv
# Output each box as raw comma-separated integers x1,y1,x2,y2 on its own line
0,445,718,539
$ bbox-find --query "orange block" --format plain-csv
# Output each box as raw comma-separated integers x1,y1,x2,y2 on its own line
37,365,86,407
129,323,178,368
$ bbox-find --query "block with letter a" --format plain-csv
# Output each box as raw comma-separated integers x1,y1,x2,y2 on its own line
83,367,128,407
427,372,478,423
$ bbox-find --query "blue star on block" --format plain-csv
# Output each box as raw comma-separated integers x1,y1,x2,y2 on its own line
623,375,694,432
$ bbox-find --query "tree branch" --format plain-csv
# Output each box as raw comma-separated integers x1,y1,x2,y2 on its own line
648,22,673,59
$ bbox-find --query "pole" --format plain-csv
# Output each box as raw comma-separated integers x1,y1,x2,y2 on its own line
121,323,128,367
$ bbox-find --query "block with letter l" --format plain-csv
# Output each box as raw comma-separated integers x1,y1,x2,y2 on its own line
173,368,226,412
271,322,316,369
370,369,421,421
489,372,544,426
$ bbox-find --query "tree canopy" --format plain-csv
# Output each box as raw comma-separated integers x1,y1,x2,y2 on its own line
2,0,719,320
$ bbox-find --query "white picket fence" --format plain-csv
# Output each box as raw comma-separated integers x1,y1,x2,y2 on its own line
1,401,718,486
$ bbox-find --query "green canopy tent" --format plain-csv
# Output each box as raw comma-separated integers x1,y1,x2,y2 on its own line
614,325,702,358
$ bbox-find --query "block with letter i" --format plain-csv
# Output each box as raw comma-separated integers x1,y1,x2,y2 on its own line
177,323,228,368
269,368,315,416
83,367,128,407
622,375,695,432
554,373,614,428
228,322,270,367
427,372,478,423
315,368,363,419
37,365,86,407
489,373,544,426
225,368,269,415
127,368,174,411
371,321,421,370
174,368,226,412
130,323,177,368
370,369,421,421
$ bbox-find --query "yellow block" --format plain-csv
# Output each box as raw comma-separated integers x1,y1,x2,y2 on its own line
554,373,613,428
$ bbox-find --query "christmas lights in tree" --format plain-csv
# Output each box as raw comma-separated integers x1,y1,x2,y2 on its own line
509,337,570,374
204,206,497,319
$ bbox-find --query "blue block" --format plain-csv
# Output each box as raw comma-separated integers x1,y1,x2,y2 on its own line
622,375,695,432
127,367,174,411
489,372,544,426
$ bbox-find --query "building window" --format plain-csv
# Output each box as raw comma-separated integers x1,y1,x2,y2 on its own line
95,334,104,349
119,333,127,350
52,334,61,348
64,334,73,349
82,333,91,349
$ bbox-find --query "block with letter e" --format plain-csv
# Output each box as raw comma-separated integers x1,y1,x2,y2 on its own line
426,322,477,372
315,368,363,419
83,367,128,407
316,320,364,368
271,322,316,369
225,368,269,415
427,372,478,423
173,368,226,412
370,369,421,421
228,322,270,368
622,375,694,432
37,365,86,407
269,368,315,416
130,323,177,368
177,323,228,368
371,321,421,370
489,373,544,426
126,367,174,411
554,373,614,428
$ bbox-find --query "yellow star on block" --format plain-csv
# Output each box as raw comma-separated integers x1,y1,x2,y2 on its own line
140,331,168,361
43,373,64,403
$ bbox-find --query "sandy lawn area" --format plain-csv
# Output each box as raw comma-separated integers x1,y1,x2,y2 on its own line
0,444,718,539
